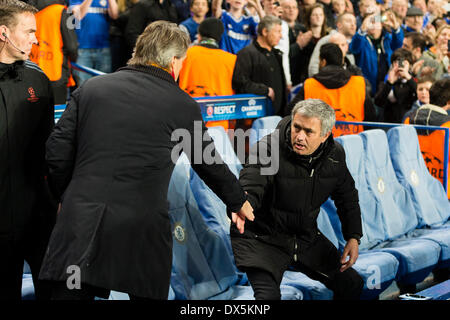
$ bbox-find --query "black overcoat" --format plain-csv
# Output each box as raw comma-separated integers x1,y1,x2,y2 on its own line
39,65,246,298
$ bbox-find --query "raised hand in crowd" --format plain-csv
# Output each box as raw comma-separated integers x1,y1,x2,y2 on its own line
340,238,359,272
381,10,400,32
296,30,313,49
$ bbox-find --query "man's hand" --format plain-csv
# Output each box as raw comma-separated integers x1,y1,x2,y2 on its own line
231,200,254,234
296,31,313,49
267,87,275,101
340,238,359,272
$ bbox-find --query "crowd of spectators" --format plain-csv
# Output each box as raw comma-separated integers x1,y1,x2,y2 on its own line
29,0,450,125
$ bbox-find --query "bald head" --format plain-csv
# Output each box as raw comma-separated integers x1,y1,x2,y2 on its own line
329,32,348,60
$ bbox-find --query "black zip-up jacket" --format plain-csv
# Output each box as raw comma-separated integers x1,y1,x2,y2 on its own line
230,116,362,276
232,40,287,116
0,60,54,237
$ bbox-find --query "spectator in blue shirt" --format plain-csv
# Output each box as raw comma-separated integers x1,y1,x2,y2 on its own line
179,0,209,43
70,0,118,84
350,9,404,96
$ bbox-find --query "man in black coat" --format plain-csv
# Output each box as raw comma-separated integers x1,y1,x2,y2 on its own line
39,21,254,300
231,99,364,300
232,15,287,116
0,0,56,300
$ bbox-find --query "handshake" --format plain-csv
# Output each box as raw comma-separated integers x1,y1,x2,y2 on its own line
232,200,254,234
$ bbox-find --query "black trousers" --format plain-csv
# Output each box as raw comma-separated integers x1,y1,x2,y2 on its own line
0,231,53,300
245,233,364,300
50,281,153,301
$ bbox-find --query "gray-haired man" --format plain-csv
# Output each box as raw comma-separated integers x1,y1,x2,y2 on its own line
231,99,364,300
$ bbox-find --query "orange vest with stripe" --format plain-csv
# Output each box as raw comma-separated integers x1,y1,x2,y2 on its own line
30,4,74,85
404,117,450,199
179,45,237,130
304,75,366,137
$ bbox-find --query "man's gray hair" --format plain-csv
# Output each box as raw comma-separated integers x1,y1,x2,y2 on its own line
128,21,190,69
257,15,282,36
291,99,336,136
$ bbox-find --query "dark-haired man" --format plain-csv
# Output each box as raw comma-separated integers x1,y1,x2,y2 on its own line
288,43,375,136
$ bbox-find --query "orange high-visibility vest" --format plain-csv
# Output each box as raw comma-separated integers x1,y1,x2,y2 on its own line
405,117,450,199
30,4,74,86
179,45,237,130
304,75,366,137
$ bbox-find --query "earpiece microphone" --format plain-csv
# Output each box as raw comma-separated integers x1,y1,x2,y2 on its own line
2,32,26,55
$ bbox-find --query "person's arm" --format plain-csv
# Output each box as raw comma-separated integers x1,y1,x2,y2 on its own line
45,89,80,201
71,0,93,20
124,1,147,49
107,0,119,19
247,0,265,18
179,104,254,232
308,34,329,77
238,136,274,211
60,9,78,62
211,0,223,18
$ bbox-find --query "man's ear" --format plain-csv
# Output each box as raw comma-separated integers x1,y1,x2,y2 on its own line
321,131,331,143
319,58,327,69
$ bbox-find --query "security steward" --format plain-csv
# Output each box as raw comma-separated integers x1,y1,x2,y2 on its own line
0,0,56,300
30,0,78,105
287,43,375,137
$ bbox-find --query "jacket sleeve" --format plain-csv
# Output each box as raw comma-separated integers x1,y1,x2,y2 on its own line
232,48,270,96
238,137,273,211
330,144,363,241
45,88,79,201
373,81,392,109
349,30,366,55
124,2,147,49
182,104,246,213
390,27,404,52
60,9,78,62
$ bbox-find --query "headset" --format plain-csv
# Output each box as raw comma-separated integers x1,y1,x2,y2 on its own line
2,32,26,55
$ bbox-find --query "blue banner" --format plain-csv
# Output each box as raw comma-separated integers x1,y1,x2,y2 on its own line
194,94,273,121
54,94,273,123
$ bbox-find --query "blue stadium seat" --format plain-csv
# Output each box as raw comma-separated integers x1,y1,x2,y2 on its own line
319,201,399,300
168,154,240,299
249,116,282,147
359,129,441,285
386,125,450,227
206,126,242,177
387,125,450,269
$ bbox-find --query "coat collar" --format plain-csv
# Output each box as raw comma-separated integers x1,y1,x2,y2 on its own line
0,60,24,81
118,64,176,85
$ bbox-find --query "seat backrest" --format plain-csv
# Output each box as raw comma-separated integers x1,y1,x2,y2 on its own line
360,129,418,240
168,154,238,300
415,121,450,199
326,135,386,250
207,126,242,177
387,125,450,227
249,116,282,147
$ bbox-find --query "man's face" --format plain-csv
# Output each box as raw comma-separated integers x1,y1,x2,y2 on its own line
402,37,421,61
359,0,377,18
413,0,427,13
330,33,348,57
3,12,37,63
227,0,247,11
303,0,316,9
337,14,356,37
172,54,186,81
264,23,283,48
332,0,346,15
392,0,408,19
191,0,209,17
417,81,432,104
405,15,424,32
290,113,329,156
281,0,299,23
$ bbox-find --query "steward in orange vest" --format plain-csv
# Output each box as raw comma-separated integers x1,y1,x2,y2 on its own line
179,17,236,131
287,43,375,137
30,0,78,104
